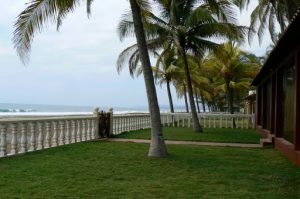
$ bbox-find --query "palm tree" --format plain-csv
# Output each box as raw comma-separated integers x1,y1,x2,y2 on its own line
203,42,261,126
235,0,300,43
13,0,167,157
118,0,247,133
117,43,178,113
152,49,180,113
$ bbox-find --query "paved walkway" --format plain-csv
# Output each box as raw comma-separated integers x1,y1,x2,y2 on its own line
108,138,262,148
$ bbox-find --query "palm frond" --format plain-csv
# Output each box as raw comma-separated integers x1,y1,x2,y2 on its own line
13,0,81,63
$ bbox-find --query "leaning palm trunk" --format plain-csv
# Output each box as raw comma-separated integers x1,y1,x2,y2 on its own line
129,0,167,157
166,80,174,113
226,79,236,128
180,48,202,133
183,85,189,113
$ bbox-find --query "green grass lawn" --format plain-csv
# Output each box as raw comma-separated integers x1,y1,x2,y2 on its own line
0,141,299,198
114,127,261,144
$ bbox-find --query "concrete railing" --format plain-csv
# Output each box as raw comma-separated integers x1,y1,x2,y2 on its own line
112,114,151,135
0,108,101,158
111,112,255,135
161,113,255,129
0,109,255,158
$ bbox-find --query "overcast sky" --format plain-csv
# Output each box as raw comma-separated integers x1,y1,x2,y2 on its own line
0,0,271,108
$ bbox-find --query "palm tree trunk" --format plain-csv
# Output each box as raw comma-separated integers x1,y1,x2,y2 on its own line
129,0,167,156
166,80,174,113
183,84,189,113
200,94,206,113
196,93,200,113
180,47,202,133
226,79,236,128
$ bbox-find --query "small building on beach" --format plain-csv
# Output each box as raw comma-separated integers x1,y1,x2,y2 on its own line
252,8,300,167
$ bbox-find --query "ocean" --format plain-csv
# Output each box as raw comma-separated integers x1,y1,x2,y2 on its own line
0,103,187,117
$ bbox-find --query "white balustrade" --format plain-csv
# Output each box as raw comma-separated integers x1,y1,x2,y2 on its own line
0,110,254,158
0,111,98,158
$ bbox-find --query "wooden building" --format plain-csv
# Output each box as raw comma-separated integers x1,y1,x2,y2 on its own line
252,8,300,167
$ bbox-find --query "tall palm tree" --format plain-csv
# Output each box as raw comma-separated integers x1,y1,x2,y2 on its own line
118,0,247,132
13,0,167,157
128,0,167,157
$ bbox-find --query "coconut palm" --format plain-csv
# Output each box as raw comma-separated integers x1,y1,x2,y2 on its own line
13,0,167,157
235,0,300,43
152,48,181,113
118,0,248,132
203,42,261,126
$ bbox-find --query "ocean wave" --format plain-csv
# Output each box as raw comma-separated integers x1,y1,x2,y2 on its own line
0,108,36,113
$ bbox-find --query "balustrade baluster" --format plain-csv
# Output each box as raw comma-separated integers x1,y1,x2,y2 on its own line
82,120,86,141
52,121,58,147
87,120,91,140
91,120,96,139
220,115,223,128
119,118,122,133
247,116,250,129
59,121,65,145
65,120,71,144
172,115,175,127
19,123,27,153
209,116,211,128
45,122,51,149
71,120,76,143
37,122,44,150
77,120,82,142
128,117,131,131
226,116,228,128
0,125,7,157
10,123,18,155
28,122,36,152
214,116,216,128
127,117,130,131
118,118,121,133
